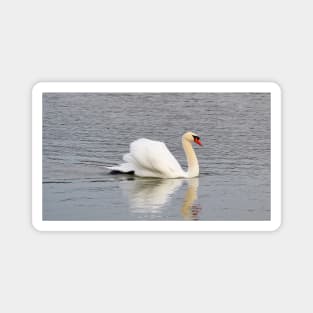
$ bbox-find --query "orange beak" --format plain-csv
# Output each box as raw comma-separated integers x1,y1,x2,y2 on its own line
195,138,202,146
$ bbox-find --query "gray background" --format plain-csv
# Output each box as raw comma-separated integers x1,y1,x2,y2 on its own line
0,1,311,312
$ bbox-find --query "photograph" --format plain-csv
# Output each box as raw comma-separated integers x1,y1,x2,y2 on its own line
32,82,281,231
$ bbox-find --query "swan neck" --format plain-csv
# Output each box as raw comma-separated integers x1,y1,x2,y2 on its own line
182,138,199,178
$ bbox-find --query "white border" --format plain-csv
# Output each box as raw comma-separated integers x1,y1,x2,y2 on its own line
32,82,281,231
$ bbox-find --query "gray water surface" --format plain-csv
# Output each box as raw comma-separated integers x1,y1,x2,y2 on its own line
43,92,270,221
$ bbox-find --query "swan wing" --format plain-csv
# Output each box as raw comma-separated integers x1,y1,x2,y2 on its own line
129,138,186,178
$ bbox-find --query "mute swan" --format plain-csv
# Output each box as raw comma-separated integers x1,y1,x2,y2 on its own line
107,131,202,178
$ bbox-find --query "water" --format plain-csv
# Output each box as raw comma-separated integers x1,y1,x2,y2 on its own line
43,92,270,221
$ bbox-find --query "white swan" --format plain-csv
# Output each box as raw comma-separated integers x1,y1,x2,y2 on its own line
107,131,202,178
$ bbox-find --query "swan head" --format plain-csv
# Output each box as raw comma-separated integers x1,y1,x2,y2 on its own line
183,131,203,146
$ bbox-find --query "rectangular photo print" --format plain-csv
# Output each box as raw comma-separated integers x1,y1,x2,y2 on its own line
32,82,281,231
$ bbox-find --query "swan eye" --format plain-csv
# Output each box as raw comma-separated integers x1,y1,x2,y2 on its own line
192,135,200,141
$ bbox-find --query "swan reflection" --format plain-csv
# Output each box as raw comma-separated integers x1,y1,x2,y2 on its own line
120,178,183,212
180,178,202,220
119,177,201,219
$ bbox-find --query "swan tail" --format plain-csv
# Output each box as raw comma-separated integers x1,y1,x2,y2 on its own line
106,162,135,174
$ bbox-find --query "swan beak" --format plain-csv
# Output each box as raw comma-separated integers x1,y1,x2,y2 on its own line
195,138,203,146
